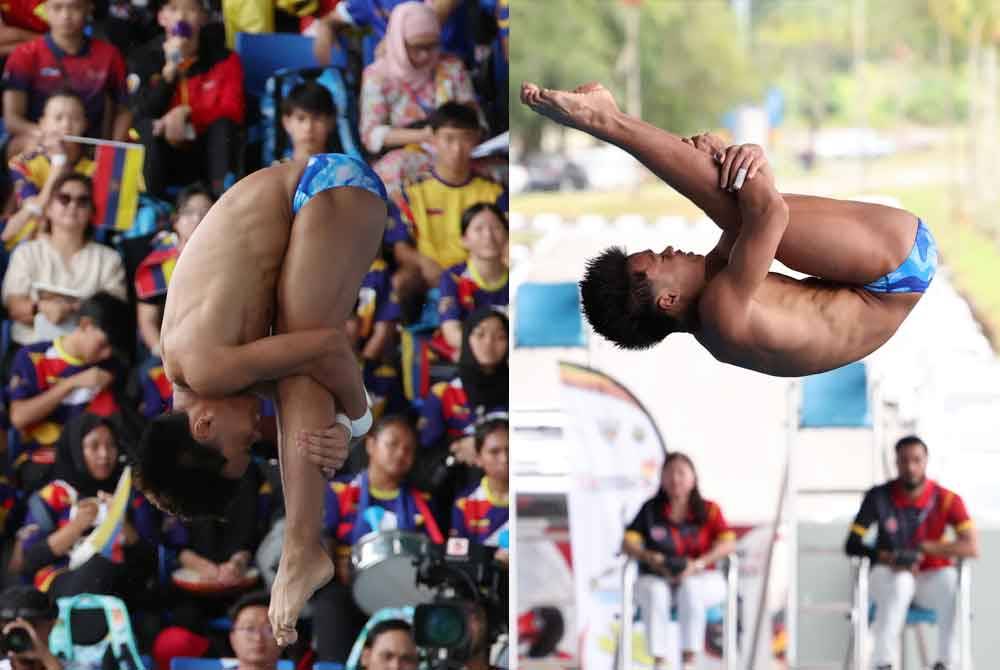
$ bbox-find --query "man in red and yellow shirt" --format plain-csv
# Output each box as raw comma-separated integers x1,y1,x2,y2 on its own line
2,0,130,145
845,435,978,670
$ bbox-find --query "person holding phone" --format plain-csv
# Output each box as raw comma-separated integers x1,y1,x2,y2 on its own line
621,453,736,670
127,0,244,199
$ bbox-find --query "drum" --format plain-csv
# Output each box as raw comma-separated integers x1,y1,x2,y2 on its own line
351,530,436,614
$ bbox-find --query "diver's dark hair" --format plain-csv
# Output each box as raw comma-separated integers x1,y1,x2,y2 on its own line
579,246,678,350
129,412,241,520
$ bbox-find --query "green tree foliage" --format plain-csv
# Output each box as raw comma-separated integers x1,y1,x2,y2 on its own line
511,1,762,153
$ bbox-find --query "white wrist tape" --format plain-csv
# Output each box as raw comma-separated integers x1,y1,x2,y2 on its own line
349,407,373,438
334,413,352,436
50,153,67,168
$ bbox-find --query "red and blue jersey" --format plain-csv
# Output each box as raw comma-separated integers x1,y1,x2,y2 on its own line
323,470,443,554
437,261,509,323
356,259,401,341
134,231,179,301
2,35,128,137
19,480,159,591
139,360,173,419
418,378,472,450
451,477,508,548
418,377,508,450
850,479,972,572
0,0,48,33
625,496,734,575
0,473,19,540
8,339,119,462
356,259,405,417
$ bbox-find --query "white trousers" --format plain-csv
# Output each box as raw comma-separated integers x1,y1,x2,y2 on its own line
869,565,957,667
635,570,726,658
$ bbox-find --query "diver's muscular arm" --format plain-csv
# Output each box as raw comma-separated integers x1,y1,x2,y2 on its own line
180,329,366,416
181,329,345,396
709,176,789,315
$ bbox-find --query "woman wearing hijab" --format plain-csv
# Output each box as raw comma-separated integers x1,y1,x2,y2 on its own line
358,0,480,194
11,413,160,607
419,306,507,456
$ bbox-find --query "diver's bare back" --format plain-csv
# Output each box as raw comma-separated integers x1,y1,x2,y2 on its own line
161,161,307,389
696,271,920,377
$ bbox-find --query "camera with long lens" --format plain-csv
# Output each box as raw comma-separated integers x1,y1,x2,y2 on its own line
0,597,57,655
0,627,33,654
413,538,508,669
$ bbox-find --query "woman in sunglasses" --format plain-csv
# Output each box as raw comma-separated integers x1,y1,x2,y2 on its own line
2,173,127,352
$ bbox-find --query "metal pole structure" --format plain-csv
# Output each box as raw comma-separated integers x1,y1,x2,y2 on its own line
853,557,870,670
852,0,867,191
623,2,641,120
620,558,638,670
786,382,799,666
870,380,881,483
957,560,972,670
724,553,740,670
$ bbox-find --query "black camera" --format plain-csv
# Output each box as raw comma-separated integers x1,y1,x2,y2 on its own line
0,626,33,654
664,555,688,577
413,539,508,669
893,548,920,568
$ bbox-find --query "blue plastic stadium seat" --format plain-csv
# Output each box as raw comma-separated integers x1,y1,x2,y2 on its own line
171,659,294,670
634,604,726,625
515,282,586,348
905,604,938,625
868,603,938,626
207,617,232,632
235,33,347,99
800,361,871,428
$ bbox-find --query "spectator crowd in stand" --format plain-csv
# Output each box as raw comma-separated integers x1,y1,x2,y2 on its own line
0,1,509,668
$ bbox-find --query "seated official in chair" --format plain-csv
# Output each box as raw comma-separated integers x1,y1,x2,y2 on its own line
621,453,735,670
845,435,979,670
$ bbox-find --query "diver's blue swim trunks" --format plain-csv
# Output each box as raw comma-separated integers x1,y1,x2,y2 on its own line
863,219,937,294
291,153,387,215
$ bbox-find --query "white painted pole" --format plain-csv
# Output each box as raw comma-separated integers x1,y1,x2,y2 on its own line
621,558,637,670
854,556,870,670
724,553,740,670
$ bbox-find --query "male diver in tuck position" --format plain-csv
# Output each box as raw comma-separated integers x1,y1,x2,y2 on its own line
132,153,386,645
522,82,936,377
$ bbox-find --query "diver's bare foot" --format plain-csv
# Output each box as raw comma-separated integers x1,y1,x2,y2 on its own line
269,543,335,647
520,82,621,137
